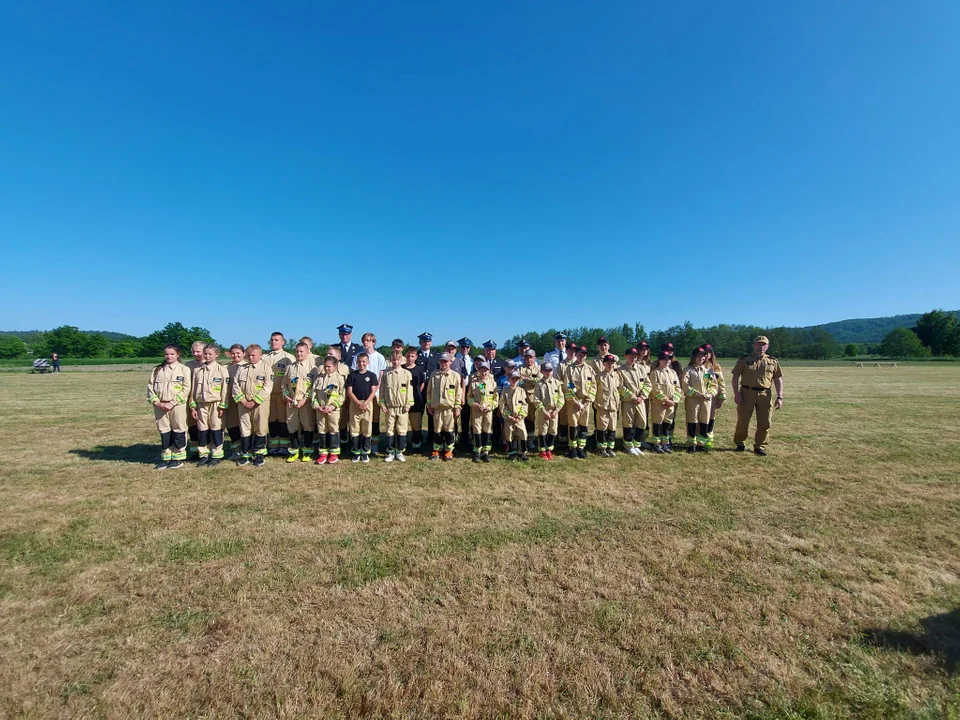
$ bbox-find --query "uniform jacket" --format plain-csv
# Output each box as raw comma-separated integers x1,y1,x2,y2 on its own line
426,369,464,410
617,362,652,402
232,358,274,405
335,341,363,367
563,362,597,403
733,353,782,390
467,373,498,410
312,370,345,410
379,367,415,409
533,376,565,413
189,360,230,409
649,365,682,403
226,362,243,405
594,370,621,411
282,358,318,404
518,363,542,404
148,362,192,405
498,384,528,420
705,364,725,399
263,349,295,396
682,364,717,399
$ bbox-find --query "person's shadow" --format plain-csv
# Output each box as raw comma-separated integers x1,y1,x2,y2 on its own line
860,609,959,673
70,444,157,465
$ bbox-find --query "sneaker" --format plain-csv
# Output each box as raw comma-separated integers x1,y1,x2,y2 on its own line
429,451,440,461
442,450,453,462
167,460,184,470
545,451,554,460
754,447,768,457
481,453,490,463
664,445,673,454
327,455,339,465
635,448,645,456
286,453,300,463
509,454,518,462
576,448,587,460
520,453,529,462
155,461,170,471
654,445,666,454
567,448,578,459
315,454,328,465
197,456,211,466
301,454,312,462
539,451,548,459
361,454,370,463
252,455,265,467
472,454,481,463
735,444,746,452
352,455,361,463
207,458,221,468
237,456,251,466
384,453,394,463
395,453,406,463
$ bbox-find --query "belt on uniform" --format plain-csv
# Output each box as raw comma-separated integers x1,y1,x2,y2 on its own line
745,386,768,392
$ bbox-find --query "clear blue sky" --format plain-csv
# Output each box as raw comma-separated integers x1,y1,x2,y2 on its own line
1,1,958,347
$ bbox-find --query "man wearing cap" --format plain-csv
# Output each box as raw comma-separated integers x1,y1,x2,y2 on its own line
466,360,498,462
533,362,565,459
426,352,463,461
498,370,529,461
543,333,567,370
618,348,652,455
334,325,363,368
264,332,296,456
416,333,438,375
563,346,596,459
511,339,531,366
732,336,784,456
482,341,505,379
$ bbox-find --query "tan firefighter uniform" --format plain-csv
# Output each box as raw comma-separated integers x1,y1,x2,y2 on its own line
649,365,682,425
148,361,192,460
498,384,528,443
427,368,463,451
518,363,541,405
264,348,295,449
312,370,346,432
563,362,597,449
533,375,565,437
188,360,230,459
282,357,318,434
617,361,651,431
682,365,716,425
232,358,274,442
593,368,621,445
379,366,414,437
733,351,783,450
467,372,498,434
225,361,243,432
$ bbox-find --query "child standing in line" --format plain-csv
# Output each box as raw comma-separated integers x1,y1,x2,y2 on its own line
403,346,427,452
466,361,498,462
224,344,246,459
703,344,725,450
282,342,318,463
563,346,597,459
379,352,414,462
649,352,682,454
232,344,274,467
147,345,192,470
346,352,379,463
188,343,230,466
593,354,621,457
498,371,529,462
532,362,565,459
617,348,652,456
312,356,345,464
682,347,717,453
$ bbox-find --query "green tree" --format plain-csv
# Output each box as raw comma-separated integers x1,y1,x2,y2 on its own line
912,310,957,355
79,333,110,358
46,325,88,356
139,323,217,356
0,337,28,359
110,340,143,358
880,328,927,358
844,343,859,357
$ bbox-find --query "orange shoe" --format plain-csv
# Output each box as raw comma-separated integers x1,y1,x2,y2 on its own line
442,450,453,462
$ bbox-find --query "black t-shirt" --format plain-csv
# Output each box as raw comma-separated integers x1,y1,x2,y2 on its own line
404,363,426,410
346,370,378,403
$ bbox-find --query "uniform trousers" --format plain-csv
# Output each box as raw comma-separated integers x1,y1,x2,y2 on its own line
734,387,773,449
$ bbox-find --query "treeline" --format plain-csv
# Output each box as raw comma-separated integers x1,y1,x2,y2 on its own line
0,323,216,359
879,310,960,358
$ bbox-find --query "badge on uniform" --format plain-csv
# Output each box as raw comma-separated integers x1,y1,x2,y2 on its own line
176,376,184,381
213,377,222,383
257,375,266,381
291,377,298,384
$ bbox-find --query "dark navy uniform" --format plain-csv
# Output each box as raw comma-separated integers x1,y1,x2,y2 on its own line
334,324,363,367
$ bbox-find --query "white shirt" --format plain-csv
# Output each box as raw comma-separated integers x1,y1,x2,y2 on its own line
351,349,386,380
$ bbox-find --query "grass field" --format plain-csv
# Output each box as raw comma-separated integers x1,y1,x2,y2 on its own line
1,367,958,718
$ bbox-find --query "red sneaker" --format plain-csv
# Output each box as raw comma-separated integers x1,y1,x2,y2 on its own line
539,451,548,459
546,451,554,460
327,454,339,465
314,453,328,465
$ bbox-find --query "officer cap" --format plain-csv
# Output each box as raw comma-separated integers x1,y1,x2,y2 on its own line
509,371,521,379
553,332,567,340
626,347,639,355
337,324,353,334
603,354,616,363
575,345,588,354
517,339,530,347
596,336,609,345
458,337,472,347
418,332,433,341
476,361,490,370
439,352,452,362
754,335,770,345
482,340,497,349
524,349,536,357
657,351,671,360
542,362,554,371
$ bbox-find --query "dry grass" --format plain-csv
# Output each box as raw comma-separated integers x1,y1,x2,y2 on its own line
1,366,958,719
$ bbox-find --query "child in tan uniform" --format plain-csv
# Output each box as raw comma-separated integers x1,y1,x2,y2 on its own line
649,352,682,454
498,371,529,462
379,353,414,462
312,356,346,464
224,344,246,458
282,342,318,463
232,344,274,466
147,345,192,470
189,344,230,466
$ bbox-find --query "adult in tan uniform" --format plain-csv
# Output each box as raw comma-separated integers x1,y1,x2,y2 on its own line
232,343,274,466
426,353,463,461
532,362,565,459
281,342,318,463
147,345,192,470
224,344,246,458
618,348,652,456
732,335,784,456
466,361,498,463
264,332,295,456
564,346,596,459
188,343,230,466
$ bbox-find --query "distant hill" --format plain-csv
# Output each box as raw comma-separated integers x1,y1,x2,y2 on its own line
805,312,959,344
0,329,137,343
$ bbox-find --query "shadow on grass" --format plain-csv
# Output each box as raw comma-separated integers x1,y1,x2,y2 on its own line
861,608,960,674
70,444,157,465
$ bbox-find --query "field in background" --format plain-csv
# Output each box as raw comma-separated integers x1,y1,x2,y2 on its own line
1,367,958,718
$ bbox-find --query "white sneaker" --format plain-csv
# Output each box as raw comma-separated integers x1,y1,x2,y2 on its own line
395,452,406,463
384,453,394,463
635,448,644,455
361,454,370,463
352,456,361,463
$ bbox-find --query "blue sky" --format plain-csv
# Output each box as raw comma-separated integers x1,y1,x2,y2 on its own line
1,1,958,346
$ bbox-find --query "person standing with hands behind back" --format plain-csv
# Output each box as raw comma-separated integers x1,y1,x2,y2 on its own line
148,345,192,470
732,335,784,456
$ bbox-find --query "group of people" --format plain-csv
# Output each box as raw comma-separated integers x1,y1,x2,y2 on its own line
146,325,785,470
